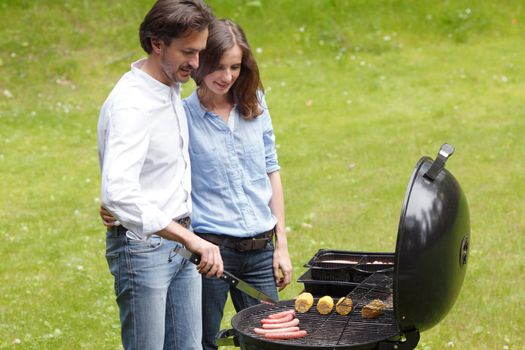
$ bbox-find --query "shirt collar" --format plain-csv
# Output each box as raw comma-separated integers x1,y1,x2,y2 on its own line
187,90,239,120
131,58,180,99
187,90,208,119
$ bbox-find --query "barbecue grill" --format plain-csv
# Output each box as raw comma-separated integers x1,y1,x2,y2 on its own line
217,144,470,349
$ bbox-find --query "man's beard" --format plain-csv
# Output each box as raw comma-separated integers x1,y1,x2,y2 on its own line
160,54,191,84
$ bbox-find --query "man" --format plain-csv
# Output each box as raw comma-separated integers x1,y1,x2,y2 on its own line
97,1,223,349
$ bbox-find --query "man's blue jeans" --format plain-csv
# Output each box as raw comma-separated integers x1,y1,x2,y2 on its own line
105,230,202,350
201,240,278,350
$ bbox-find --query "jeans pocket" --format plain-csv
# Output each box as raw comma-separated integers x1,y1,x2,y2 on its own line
126,235,163,254
105,253,119,295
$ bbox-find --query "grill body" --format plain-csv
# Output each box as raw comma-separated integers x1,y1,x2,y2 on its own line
217,144,469,349
228,297,398,349
218,274,422,349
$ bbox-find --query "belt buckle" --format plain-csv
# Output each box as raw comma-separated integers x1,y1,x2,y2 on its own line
236,237,270,252
235,239,253,252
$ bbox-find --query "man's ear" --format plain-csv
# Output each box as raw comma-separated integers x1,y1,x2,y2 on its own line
151,38,163,54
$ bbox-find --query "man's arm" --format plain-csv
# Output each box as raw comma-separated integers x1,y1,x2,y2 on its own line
157,221,223,277
100,102,172,237
99,206,223,277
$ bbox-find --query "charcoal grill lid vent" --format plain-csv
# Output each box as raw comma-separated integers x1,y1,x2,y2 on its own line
394,144,470,332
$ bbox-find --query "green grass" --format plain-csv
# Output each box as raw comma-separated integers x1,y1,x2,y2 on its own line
1,0,524,349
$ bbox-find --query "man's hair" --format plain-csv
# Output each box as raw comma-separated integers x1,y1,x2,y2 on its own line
192,19,263,119
139,0,214,54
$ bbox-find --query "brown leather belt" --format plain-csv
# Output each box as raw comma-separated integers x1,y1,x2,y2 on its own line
195,228,275,252
111,216,191,236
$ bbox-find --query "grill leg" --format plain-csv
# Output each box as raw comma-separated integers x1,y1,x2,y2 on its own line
377,329,420,350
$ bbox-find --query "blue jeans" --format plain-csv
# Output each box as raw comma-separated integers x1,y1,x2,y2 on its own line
105,230,202,350
201,240,278,350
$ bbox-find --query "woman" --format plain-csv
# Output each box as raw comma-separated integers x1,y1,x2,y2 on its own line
184,19,292,350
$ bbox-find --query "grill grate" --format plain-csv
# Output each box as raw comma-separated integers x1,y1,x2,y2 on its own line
235,273,399,347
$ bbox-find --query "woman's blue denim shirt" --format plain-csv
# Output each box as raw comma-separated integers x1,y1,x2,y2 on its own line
183,91,279,237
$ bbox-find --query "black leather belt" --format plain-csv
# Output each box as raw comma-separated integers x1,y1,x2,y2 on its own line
111,216,191,236
195,228,275,252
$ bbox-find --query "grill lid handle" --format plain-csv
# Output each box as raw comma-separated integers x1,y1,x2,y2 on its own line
424,143,455,181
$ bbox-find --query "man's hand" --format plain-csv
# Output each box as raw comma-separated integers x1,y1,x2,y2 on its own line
273,239,292,291
100,206,116,228
159,221,224,278
184,236,224,278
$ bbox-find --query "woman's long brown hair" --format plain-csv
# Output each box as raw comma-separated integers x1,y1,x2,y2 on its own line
192,19,264,119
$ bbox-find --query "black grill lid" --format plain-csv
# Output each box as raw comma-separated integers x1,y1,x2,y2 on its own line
394,144,470,332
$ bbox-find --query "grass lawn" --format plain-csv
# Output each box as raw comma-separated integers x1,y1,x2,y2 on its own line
1,0,524,349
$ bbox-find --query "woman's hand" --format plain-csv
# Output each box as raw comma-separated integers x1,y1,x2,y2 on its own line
273,235,292,291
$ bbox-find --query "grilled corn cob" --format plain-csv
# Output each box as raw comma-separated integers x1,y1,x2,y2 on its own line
294,292,314,313
316,295,334,315
335,296,353,315
361,299,385,319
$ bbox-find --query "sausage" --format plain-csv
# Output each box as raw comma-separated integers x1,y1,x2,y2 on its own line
261,318,300,329
253,326,300,335
260,313,294,324
266,309,295,319
264,329,308,339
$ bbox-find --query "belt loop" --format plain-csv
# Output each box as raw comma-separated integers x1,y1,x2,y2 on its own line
111,225,127,237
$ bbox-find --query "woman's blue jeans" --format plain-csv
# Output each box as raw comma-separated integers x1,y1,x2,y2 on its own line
201,240,278,350
105,230,202,350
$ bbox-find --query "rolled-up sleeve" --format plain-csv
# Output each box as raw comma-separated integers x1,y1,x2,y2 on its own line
259,95,280,174
100,101,171,239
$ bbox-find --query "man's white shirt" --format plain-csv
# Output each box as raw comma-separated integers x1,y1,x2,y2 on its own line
98,59,191,240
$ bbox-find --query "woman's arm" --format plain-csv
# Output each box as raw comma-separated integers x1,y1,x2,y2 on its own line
268,171,292,291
